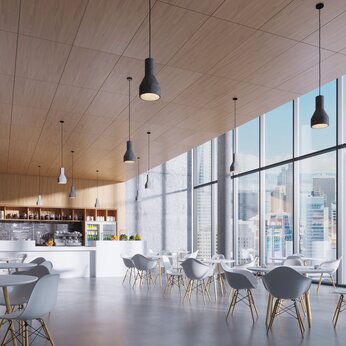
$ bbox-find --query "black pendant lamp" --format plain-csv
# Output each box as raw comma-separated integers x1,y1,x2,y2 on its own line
95,170,100,208
145,132,151,189
135,156,140,201
230,97,239,174
69,150,76,199
57,120,67,184
139,0,160,101
36,165,43,206
311,3,329,129
124,77,136,163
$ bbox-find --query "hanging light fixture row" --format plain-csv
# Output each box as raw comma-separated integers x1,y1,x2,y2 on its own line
230,97,239,175
139,0,160,101
95,170,100,208
124,77,136,163
69,150,76,199
145,131,151,189
36,165,43,206
135,156,140,201
311,2,329,129
57,120,67,184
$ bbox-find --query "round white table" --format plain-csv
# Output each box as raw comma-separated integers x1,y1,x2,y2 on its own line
0,263,36,273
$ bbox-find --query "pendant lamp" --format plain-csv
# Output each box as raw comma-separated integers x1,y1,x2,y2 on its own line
36,165,43,206
139,0,160,101
230,97,239,174
124,77,136,163
311,3,329,129
135,156,140,201
69,150,76,198
145,132,151,189
57,120,67,184
95,170,100,208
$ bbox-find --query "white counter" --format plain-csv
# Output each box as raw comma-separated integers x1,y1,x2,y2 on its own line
0,240,146,279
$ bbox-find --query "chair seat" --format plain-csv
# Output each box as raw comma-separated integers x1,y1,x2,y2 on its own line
167,269,183,276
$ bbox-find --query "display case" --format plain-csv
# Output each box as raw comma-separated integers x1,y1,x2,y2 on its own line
85,221,117,245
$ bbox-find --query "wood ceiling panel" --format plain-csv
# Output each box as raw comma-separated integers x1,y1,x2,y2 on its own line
214,0,291,29
11,105,47,128
209,31,296,81
0,0,20,32
261,0,346,41
51,84,96,113
20,0,87,43
9,125,41,152
0,103,11,125
124,1,207,64
74,115,114,136
129,97,169,124
75,0,147,55
7,150,32,174
13,77,56,109
169,17,255,73
0,74,14,104
86,91,128,118
161,0,224,15
60,47,119,89
41,109,82,132
303,11,346,52
244,43,334,88
0,31,17,75
16,35,70,83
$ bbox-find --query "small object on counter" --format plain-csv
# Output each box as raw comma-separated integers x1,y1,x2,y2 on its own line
46,239,55,246
129,235,135,241
111,235,118,240
135,234,141,241
119,234,128,241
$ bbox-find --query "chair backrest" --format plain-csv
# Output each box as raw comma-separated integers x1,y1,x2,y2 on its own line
13,265,50,279
15,254,27,263
283,258,304,266
235,256,258,269
262,267,312,300
19,274,59,320
30,257,46,265
181,258,210,280
184,250,199,260
147,249,155,255
223,268,258,290
40,261,53,271
290,254,304,258
132,254,157,271
319,257,342,272
212,254,225,260
122,257,135,269
162,255,172,272
159,250,172,256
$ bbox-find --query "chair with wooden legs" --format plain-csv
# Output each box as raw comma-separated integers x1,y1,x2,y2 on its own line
162,255,184,295
314,258,341,293
181,258,213,305
121,255,136,284
132,254,157,288
0,274,59,346
262,267,312,338
332,290,346,327
222,266,259,322
283,258,304,266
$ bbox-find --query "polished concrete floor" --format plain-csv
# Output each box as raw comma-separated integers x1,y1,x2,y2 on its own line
0,276,345,346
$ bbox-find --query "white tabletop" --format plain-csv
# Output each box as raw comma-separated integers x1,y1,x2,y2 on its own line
0,262,37,270
202,259,235,264
247,265,333,275
0,275,38,287
270,257,326,262
0,258,19,262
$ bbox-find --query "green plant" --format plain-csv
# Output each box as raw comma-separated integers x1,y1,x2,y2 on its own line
135,234,141,240
119,234,128,241
129,235,135,240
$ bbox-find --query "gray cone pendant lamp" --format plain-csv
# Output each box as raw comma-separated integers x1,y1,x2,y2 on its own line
139,0,160,101
69,150,76,199
36,165,43,206
95,170,100,208
124,77,136,163
311,3,329,129
57,120,67,184
145,132,151,189
135,156,140,201
230,97,239,175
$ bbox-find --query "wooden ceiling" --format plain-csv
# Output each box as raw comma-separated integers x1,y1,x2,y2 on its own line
1,0,346,182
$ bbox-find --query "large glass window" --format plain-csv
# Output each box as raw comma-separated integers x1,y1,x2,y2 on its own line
237,173,259,264
265,164,293,264
196,141,212,185
299,152,336,260
299,81,336,155
265,102,293,165
237,118,259,172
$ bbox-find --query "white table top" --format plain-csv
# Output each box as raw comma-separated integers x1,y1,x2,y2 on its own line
202,259,235,264
0,262,37,270
270,257,326,262
0,258,19,262
0,275,38,287
247,265,333,275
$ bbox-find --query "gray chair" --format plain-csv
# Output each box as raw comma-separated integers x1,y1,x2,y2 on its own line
40,261,53,272
235,256,258,269
132,254,157,288
162,255,184,295
184,250,199,260
262,267,312,338
283,258,304,266
30,257,46,265
0,274,59,345
181,258,212,304
222,264,258,322
120,254,136,284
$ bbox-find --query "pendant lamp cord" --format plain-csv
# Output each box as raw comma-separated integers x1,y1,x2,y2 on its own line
234,98,237,128
60,121,64,166
38,165,41,195
96,170,99,198
149,0,152,58
128,77,131,140
318,6,321,96
71,151,74,184
147,132,151,174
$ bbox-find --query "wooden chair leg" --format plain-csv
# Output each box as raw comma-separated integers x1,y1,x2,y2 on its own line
333,295,344,328
294,302,305,338
330,274,336,288
249,290,259,317
226,290,237,320
317,274,323,293
40,319,55,346
267,299,279,333
247,290,255,322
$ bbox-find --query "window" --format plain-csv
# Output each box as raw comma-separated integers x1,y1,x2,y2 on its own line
265,164,293,264
265,102,293,165
195,141,212,185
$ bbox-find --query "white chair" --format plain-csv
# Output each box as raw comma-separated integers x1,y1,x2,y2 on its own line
283,258,304,266
262,266,312,338
314,258,341,292
132,254,157,288
222,265,258,322
15,254,27,263
181,258,212,304
162,255,184,295
332,289,346,328
234,256,258,269
184,250,198,260
120,254,136,284
0,274,59,345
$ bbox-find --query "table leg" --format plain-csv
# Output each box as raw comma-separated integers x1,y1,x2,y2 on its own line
157,259,162,287
3,287,17,346
304,291,312,328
